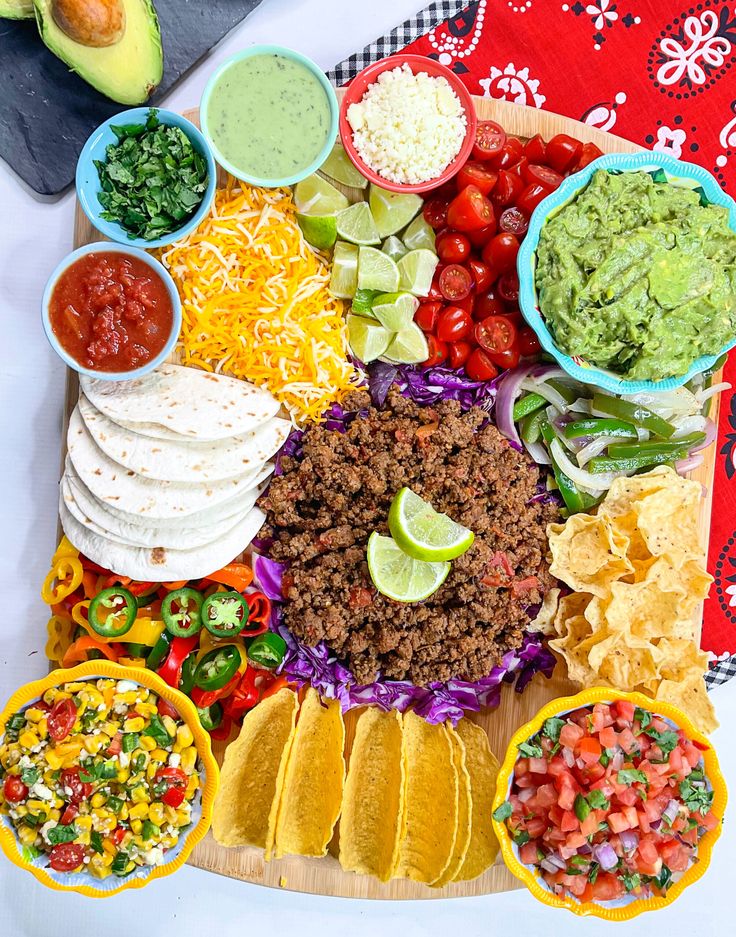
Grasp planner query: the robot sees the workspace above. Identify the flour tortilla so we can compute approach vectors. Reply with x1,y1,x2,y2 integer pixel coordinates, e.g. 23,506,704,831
77,394,290,483
80,363,280,441
67,408,273,519
60,500,266,581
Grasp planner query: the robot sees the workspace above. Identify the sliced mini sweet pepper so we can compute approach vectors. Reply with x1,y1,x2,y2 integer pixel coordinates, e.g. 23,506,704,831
203,563,253,593
243,591,271,636
190,671,241,709
156,634,200,688
61,635,123,668
41,554,84,604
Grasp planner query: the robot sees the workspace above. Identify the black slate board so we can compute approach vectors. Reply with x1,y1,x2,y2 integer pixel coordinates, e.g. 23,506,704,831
0,0,264,196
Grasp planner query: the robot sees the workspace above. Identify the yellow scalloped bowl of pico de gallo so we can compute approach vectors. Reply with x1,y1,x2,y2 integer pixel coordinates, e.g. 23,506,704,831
0,659,219,897
492,687,727,920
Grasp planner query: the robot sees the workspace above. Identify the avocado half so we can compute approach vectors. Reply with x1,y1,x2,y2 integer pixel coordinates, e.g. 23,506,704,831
0,0,34,18
33,0,163,105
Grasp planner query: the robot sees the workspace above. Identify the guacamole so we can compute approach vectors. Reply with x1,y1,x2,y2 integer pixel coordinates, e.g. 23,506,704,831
535,169,736,381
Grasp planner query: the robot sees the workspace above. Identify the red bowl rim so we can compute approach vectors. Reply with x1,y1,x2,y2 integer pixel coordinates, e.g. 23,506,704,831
338,54,477,194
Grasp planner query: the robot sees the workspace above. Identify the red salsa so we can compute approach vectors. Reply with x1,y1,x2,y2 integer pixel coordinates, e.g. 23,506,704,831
49,252,173,372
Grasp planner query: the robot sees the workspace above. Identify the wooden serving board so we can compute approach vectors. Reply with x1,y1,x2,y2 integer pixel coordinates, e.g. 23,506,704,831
69,94,722,899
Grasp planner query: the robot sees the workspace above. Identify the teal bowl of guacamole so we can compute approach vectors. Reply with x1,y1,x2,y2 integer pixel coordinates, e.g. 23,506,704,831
518,151,736,393
200,45,339,188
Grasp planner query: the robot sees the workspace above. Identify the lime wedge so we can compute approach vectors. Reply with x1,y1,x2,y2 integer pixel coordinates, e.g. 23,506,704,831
402,214,436,252
381,323,428,364
351,288,378,316
367,532,450,602
320,143,368,189
369,184,422,238
347,314,392,363
336,202,381,245
397,249,439,297
382,236,408,262
330,241,359,298
294,174,349,215
357,246,400,292
388,487,475,561
371,292,418,331
296,213,337,251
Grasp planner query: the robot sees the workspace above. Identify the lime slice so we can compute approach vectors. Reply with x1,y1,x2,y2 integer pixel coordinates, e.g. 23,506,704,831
367,532,450,602
347,314,392,363
296,213,337,251
382,236,408,262
357,246,400,292
397,249,439,297
294,174,349,216
371,292,419,331
369,184,423,238
351,288,378,316
336,201,381,245
402,214,436,252
381,323,428,364
330,241,359,298
388,487,475,561
320,144,368,189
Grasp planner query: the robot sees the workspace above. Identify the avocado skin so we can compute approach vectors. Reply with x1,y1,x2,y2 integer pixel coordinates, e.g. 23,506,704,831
0,0,34,19
33,0,163,104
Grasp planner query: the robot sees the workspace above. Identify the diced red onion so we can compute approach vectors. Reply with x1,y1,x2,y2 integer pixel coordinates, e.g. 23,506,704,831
611,750,625,772
619,830,639,854
675,453,704,474
662,799,680,825
562,746,575,768
540,858,561,874
494,364,538,447
593,843,619,871
576,757,587,770
544,852,567,871
518,787,535,803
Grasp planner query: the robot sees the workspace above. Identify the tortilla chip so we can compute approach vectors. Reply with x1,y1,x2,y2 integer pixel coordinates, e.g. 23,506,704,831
528,587,560,635
454,719,500,883
212,688,298,848
272,688,345,859
634,478,702,567
656,673,719,734
548,514,632,597
339,708,404,882
600,466,673,518
395,712,458,885
433,724,472,888
595,637,662,693
605,579,689,640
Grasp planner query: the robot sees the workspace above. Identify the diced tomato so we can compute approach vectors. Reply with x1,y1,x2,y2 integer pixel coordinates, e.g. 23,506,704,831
580,812,599,838
534,783,558,809
559,723,585,749
613,700,635,725
577,737,602,764
701,810,720,832
60,803,79,825
519,841,539,866
588,873,625,902
513,773,537,790
617,727,638,754
616,786,640,808
608,812,632,834
663,843,692,872
527,757,547,776
598,726,618,750
514,758,530,777
560,810,579,833
637,810,651,834
526,816,547,838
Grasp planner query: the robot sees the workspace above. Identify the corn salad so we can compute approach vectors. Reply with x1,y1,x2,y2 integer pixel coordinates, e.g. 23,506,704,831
0,678,200,879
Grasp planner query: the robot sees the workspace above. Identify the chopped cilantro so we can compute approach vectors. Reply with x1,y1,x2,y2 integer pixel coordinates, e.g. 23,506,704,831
542,717,565,743
634,707,652,732
512,829,530,846
617,768,648,786
46,823,78,845
644,727,679,756
492,802,513,822
656,864,672,893
588,862,600,885
621,871,641,892
20,767,39,786
679,777,714,816
587,789,610,811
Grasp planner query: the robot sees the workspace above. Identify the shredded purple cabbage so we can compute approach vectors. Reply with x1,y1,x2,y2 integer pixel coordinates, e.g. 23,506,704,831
368,361,502,411
250,554,285,602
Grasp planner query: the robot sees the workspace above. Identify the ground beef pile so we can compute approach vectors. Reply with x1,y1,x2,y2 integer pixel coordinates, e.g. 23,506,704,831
258,388,559,686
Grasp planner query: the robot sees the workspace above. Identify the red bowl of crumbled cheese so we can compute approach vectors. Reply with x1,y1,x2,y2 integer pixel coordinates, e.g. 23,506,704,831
339,54,477,193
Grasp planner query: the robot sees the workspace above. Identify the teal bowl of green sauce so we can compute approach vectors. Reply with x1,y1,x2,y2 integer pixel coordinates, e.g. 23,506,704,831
200,45,339,188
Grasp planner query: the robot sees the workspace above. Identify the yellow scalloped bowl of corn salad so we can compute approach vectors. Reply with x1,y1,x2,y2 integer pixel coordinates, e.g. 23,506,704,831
0,659,219,896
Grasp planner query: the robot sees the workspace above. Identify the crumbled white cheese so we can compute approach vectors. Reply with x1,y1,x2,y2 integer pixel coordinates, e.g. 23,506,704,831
40,820,58,843
347,64,466,185
118,752,130,769
168,753,180,768
139,846,164,866
30,782,53,801
116,680,138,694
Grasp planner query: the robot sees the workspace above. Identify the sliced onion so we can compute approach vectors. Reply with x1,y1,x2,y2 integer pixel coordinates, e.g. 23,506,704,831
611,750,625,772
520,378,570,412
524,438,552,465
697,381,731,404
549,438,622,493
689,417,717,453
676,453,704,474
518,787,535,804
569,397,592,414
528,364,580,387
593,843,619,871
662,799,680,826
619,830,639,854
540,858,561,874
671,414,707,439
628,387,699,416
495,363,538,446
576,435,613,467
562,746,575,768
544,851,567,871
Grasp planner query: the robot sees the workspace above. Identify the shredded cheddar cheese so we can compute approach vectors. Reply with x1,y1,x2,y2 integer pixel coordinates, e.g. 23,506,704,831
160,184,362,425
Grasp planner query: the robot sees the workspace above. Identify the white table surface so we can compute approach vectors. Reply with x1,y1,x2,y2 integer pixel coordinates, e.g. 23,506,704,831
0,1,733,934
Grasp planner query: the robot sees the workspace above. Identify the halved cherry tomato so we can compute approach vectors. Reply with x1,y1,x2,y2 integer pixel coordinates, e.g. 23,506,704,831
518,326,541,356
473,288,506,321
448,341,473,369
491,169,525,207
498,270,520,304
481,232,519,274
467,258,492,292
446,186,495,232
422,334,448,366
490,345,521,369
472,120,506,161
112,826,127,846
427,270,444,301
454,293,475,315
499,207,529,238
60,803,79,825
3,776,28,803
414,301,442,333
522,163,564,190
523,133,546,163
154,766,188,808
48,843,85,872
546,133,584,173
157,697,180,721
439,264,473,301
475,315,517,354
48,698,77,741
489,137,523,170
511,156,528,179
435,231,471,264
467,222,497,247
517,183,549,216
456,160,498,195
465,347,499,381
423,195,452,230
575,141,605,171
437,306,473,342
60,767,92,805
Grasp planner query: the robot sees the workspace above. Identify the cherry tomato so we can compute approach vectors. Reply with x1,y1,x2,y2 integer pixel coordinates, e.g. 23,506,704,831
454,293,476,315
456,161,498,195
423,195,452,230
499,207,529,238
519,326,542,356
517,183,549,216
439,264,473,302
488,345,521,369
475,315,517,354
157,697,180,721
473,288,506,321
522,163,564,190
498,270,520,304
467,258,493,292
112,826,127,846
546,133,584,173
472,120,506,161
154,766,188,808
48,698,76,741
414,301,442,333
481,232,519,274
435,230,471,264
422,334,448,366
3,775,28,803
448,340,473,369
427,270,444,301
60,803,79,826
48,843,85,873
491,170,525,207
524,133,546,163
467,222,497,247
465,347,499,381
575,141,605,171
489,138,524,170
60,767,92,805
437,305,473,342
446,186,495,232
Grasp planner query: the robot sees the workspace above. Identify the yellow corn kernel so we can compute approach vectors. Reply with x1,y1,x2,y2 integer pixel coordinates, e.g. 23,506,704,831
80,687,104,708
76,831,91,846
44,748,63,771
150,748,168,764
36,718,48,741
130,785,150,804
18,730,39,750
175,724,194,749
160,834,178,849
123,717,145,733
146,763,156,781
43,688,59,705
50,796,64,809
83,735,105,755
117,691,138,705
180,747,198,774
75,699,88,718
24,707,46,724
101,721,118,738
62,682,84,693
75,815,93,831
130,819,143,834
88,855,108,878
115,767,130,784
47,808,61,822
117,804,129,821
148,802,165,826
128,802,148,820
136,702,156,717
161,715,177,737
17,825,38,846
139,736,156,752
164,805,178,824
26,799,47,814
186,776,200,798
90,792,106,809
174,807,191,826
14,805,28,818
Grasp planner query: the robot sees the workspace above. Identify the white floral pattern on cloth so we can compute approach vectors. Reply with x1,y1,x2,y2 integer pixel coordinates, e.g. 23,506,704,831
656,9,732,87
652,123,688,156
561,0,641,50
478,63,546,106
428,0,486,70
581,90,627,131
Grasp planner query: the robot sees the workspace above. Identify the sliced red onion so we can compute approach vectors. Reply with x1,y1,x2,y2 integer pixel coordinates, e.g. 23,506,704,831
689,417,717,453
593,843,619,871
575,757,587,770
675,453,704,474
524,438,552,465
562,746,575,768
495,363,537,446
540,858,561,874
549,438,619,493
544,851,567,871
662,799,680,825
619,830,639,854
520,377,569,412
576,435,613,467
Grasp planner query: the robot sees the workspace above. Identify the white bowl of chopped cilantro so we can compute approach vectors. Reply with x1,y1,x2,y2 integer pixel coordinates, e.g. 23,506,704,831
76,108,217,249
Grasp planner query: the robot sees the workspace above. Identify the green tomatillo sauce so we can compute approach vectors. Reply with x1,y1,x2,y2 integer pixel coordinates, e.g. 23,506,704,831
535,169,736,381
205,53,332,180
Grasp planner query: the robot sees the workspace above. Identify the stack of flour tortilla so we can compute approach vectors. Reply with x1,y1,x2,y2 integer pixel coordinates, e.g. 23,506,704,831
60,364,289,581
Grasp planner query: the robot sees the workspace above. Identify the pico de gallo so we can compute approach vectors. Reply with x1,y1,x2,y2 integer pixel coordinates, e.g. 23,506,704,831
0,677,200,879
416,124,603,377
493,700,721,903
41,538,290,742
